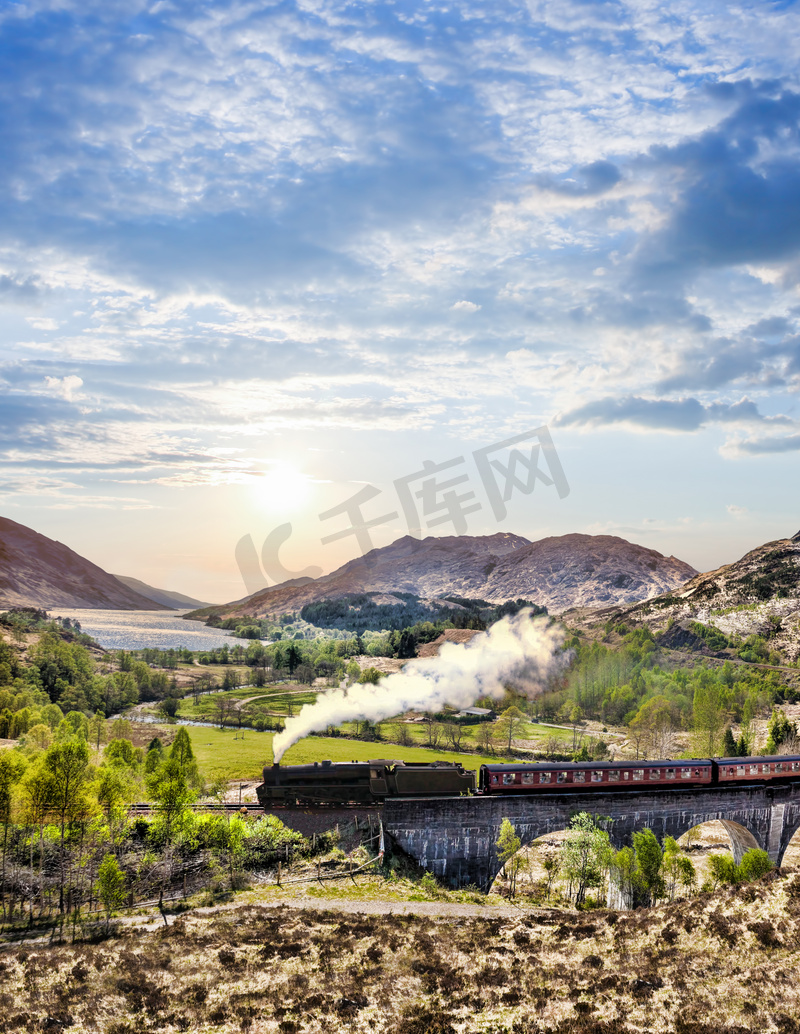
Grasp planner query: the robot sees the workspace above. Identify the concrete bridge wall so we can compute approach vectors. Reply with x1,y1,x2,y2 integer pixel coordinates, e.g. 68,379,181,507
382,783,800,891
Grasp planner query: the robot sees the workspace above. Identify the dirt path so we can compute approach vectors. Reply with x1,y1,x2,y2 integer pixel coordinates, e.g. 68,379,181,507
0,894,546,949
201,895,535,919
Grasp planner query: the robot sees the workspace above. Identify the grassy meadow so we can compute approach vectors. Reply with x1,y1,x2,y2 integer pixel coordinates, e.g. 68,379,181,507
178,686,318,723
184,725,498,782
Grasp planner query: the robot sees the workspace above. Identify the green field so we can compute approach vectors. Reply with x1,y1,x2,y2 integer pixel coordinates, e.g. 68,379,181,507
178,687,318,722
346,718,576,749
184,726,497,782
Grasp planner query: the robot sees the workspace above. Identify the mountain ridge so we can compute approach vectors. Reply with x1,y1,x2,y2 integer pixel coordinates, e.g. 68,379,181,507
0,516,170,610
113,575,211,610
191,530,698,621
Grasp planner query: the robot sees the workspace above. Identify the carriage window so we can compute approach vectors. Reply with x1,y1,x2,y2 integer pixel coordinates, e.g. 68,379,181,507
793,762,800,772
503,773,517,785
748,765,759,775
765,765,774,774
492,775,499,784
608,771,620,782
591,771,603,782
737,766,745,776
540,772,551,784
649,769,660,780
776,763,784,772
557,771,568,783
666,769,675,779
681,768,692,779
633,770,644,781
623,771,630,779
522,773,535,785
574,771,585,783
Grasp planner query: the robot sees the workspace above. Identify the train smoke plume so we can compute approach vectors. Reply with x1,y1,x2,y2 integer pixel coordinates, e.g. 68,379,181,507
271,610,566,762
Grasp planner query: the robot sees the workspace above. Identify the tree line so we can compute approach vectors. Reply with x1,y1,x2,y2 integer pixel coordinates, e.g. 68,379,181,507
495,812,774,906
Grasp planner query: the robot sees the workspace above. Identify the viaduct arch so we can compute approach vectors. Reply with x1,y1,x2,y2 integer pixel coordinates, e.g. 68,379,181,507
382,783,800,892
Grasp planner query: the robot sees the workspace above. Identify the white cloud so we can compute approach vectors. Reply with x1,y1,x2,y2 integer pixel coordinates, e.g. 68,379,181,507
25,317,59,330
43,375,83,400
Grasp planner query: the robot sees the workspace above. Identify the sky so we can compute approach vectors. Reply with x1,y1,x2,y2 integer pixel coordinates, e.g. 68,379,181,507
2,0,800,603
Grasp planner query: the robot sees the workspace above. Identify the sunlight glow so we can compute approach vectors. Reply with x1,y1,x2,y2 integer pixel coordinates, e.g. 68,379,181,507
252,464,312,512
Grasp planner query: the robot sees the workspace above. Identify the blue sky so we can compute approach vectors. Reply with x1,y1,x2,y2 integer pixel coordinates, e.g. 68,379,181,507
1,0,800,602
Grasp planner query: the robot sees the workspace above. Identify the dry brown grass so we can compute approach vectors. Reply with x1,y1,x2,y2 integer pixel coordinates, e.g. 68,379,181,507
3,870,800,1033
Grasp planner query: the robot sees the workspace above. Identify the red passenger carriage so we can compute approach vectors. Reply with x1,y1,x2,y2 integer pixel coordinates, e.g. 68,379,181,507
480,760,714,793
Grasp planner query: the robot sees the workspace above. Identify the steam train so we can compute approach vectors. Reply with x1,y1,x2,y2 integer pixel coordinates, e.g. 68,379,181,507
257,759,475,807
256,754,800,807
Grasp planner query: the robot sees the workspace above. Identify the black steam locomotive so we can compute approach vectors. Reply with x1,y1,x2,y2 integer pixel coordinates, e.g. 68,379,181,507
257,759,475,807
257,754,800,808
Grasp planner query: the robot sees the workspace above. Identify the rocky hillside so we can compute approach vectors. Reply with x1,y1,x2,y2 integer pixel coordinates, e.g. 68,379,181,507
608,531,800,661
0,516,169,610
192,531,696,622
482,533,696,611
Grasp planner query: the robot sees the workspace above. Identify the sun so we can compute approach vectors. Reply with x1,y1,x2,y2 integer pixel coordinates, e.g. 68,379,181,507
253,464,312,512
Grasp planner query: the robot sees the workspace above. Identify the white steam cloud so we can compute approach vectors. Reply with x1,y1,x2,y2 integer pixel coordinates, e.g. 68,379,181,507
271,611,566,762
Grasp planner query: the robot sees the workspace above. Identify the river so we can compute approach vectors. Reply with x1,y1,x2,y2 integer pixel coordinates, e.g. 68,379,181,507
52,608,251,652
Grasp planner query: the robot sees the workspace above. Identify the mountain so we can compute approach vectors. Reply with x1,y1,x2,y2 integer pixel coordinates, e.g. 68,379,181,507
0,516,170,610
617,530,800,662
113,575,211,610
479,533,696,611
192,531,697,622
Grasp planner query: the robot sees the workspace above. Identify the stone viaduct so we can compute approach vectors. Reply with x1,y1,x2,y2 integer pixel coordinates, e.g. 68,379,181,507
382,783,800,892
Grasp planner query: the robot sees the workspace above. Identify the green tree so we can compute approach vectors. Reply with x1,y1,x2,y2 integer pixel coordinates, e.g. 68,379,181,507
169,727,200,787
692,677,725,756
765,708,797,755
675,854,697,896
286,643,302,675
628,696,679,760
495,706,526,753
0,752,26,920
560,812,612,905
660,836,684,900
632,828,664,905
610,845,637,906
496,818,522,898
144,737,164,775
722,727,738,757
88,711,106,751
542,854,561,899
160,697,179,718
739,694,757,755
738,848,773,882
565,704,585,751
709,848,773,887
708,852,739,887
95,853,126,929
96,766,133,851
20,762,56,921
147,758,195,843
44,738,91,911
104,738,139,768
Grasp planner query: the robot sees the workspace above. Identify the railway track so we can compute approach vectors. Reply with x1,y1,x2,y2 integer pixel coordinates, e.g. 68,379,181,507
128,802,255,814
